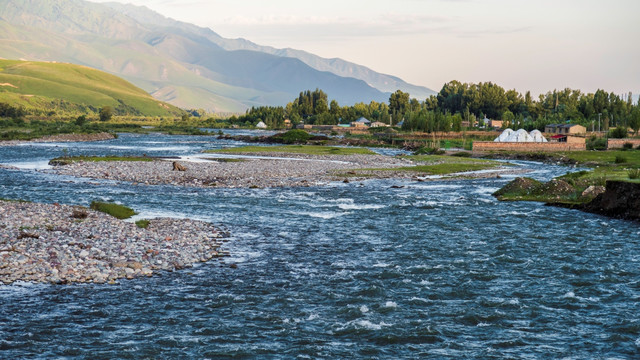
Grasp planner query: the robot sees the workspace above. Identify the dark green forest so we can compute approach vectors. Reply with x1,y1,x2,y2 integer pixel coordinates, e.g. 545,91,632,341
231,82,640,134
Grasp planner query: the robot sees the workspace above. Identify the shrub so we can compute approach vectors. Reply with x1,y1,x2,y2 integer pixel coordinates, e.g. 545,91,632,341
628,169,640,180
608,126,628,139
586,136,607,150
280,129,311,144
71,208,88,219
622,142,634,150
90,201,136,219
135,219,150,229
614,155,627,164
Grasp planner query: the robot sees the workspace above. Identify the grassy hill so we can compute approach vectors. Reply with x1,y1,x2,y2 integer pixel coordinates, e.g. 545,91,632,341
0,59,184,117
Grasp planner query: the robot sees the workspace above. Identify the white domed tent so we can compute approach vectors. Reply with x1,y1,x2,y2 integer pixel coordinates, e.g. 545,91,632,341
255,121,267,129
529,129,548,143
494,128,548,143
494,128,514,142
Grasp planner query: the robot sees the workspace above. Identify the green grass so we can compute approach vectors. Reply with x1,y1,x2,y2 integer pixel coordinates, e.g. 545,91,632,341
90,201,137,220
208,145,376,156
394,163,497,175
49,156,153,166
0,60,183,117
559,150,640,167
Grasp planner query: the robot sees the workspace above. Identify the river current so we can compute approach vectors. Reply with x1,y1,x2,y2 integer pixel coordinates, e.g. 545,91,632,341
1,133,639,359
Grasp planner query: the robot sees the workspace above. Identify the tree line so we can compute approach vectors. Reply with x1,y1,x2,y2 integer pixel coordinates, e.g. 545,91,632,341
229,82,640,134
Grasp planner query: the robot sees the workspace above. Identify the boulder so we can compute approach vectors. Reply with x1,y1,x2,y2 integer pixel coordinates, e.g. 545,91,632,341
172,161,187,171
581,181,640,221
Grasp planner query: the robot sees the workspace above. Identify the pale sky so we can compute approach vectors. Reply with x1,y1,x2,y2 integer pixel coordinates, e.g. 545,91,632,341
91,0,640,98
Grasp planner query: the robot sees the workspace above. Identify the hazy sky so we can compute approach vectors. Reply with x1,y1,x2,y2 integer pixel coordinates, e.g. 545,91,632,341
91,0,640,97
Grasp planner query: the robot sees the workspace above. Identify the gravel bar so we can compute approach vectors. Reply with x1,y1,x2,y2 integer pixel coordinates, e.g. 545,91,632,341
0,200,229,285
50,153,415,188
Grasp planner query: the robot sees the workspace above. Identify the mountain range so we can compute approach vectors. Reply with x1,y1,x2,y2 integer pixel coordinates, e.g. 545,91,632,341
0,0,435,113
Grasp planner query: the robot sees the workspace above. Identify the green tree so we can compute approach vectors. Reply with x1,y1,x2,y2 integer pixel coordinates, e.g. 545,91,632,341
630,107,640,135
99,106,113,122
389,90,410,119
74,115,87,126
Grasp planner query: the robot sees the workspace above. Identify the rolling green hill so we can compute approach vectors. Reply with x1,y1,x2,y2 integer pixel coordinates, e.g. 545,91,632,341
0,60,184,117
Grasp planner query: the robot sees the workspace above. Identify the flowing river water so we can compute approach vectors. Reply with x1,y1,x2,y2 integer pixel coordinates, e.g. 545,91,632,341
1,133,639,359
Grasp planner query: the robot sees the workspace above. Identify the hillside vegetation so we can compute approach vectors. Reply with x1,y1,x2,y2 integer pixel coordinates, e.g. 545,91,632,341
0,60,184,117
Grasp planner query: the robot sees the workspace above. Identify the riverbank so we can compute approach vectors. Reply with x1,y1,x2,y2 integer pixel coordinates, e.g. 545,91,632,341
0,200,229,285
49,151,522,188
0,132,115,146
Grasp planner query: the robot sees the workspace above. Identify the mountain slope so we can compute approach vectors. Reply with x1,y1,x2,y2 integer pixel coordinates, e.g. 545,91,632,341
104,2,437,99
0,59,183,116
0,0,433,112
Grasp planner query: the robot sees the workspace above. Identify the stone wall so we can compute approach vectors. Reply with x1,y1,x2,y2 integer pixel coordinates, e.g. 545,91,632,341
473,141,586,152
608,138,640,149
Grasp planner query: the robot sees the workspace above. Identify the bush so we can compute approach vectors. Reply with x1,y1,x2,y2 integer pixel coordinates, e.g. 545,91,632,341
71,208,88,219
608,126,628,139
135,219,150,229
280,129,311,144
90,201,136,219
622,142,633,150
614,155,627,164
628,169,640,179
586,136,607,150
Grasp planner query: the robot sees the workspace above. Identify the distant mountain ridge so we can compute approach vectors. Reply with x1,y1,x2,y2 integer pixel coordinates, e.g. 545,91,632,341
0,0,435,112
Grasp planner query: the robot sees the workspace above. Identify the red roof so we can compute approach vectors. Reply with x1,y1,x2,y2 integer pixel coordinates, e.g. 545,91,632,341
551,134,567,139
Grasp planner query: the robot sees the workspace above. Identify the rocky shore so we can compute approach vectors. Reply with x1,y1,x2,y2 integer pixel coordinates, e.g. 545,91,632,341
49,152,519,188
0,132,115,146
0,200,229,285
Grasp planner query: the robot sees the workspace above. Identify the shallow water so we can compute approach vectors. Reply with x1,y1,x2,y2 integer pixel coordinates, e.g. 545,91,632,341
1,134,639,359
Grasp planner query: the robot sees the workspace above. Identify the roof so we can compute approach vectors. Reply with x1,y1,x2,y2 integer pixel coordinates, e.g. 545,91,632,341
546,123,583,129
551,134,567,139
355,117,371,123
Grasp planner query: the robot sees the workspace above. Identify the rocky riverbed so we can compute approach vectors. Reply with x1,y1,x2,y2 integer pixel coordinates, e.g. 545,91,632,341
0,132,115,146
49,153,520,188
0,200,229,285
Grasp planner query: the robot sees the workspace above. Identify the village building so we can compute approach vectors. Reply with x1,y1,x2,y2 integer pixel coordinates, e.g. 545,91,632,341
482,116,503,129
544,123,586,135
351,117,371,128
370,121,389,128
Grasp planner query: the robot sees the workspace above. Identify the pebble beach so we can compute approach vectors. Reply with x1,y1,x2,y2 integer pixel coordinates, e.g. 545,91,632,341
49,152,518,188
0,200,229,285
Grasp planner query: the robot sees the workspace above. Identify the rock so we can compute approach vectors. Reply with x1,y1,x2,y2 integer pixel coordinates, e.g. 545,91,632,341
581,181,640,222
172,161,187,171
581,185,606,199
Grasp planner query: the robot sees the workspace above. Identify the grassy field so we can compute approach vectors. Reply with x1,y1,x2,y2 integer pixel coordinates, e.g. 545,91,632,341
209,145,377,156
0,60,183,117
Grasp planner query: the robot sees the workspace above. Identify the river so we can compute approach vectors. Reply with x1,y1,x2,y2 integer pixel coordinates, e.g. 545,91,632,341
1,133,639,359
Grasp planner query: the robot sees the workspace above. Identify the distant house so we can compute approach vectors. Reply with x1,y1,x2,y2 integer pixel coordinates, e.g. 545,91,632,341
356,117,371,125
396,120,404,127
482,116,502,129
283,119,292,128
545,124,586,135
255,121,267,129
370,121,389,128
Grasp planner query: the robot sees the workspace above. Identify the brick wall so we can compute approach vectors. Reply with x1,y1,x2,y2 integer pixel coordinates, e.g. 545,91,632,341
608,138,640,149
473,141,586,152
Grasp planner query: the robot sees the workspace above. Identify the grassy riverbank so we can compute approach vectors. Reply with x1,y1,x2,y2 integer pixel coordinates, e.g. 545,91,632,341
493,149,640,205
209,145,376,156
